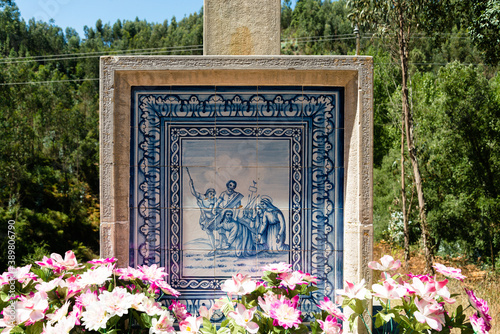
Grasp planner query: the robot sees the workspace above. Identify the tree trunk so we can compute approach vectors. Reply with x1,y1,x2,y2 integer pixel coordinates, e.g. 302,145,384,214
397,2,434,273
401,122,410,266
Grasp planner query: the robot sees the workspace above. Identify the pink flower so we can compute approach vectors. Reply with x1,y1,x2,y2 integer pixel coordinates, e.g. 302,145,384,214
409,277,437,301
36,251,81,273
470,313,490,334
88,257,117,267
269,295,302,329
414,298,445,331
0,271,12,285
465,289,492,330
258,292,280,317
368,255,401,272
168,301,191,322
337,279,371,300
433,279,455,304
318,297,345,321
179,316,202,333
372,278,408,300
300,271,318,284
227,303,259,334
318,315,343,334
151,280,181,297
278,271,308,290
137,264,168,282
114,266,143,280
221,273,257,297
261,262,293,273
433,263,466,281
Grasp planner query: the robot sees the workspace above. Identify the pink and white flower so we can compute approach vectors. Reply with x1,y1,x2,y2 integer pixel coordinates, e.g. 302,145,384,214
0,271,12,285
414,298,445,331
433,263,466,281
269,295,302,329
133,294,164,316
465,289,492,330
318,297,345,321
16,291,49,325
151,280,181,297
470,313,490,334
278,271,308,290
46,301,71,324
88,257,117,267
372,278,408,300
408,276,437,301
318,314,343,334
35,276,63,293
10,265,37,283
179,315,202,334
137,264,168,282
150,311,176,334
36,251,81,273
168,301,191,322
337,279,371,300
228,303,259,333
261,262,293,273
115,266,143,280
368,255,401,272
221,273,257,297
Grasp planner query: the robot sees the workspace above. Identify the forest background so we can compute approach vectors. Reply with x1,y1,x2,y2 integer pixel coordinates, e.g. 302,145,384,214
0,0,499,274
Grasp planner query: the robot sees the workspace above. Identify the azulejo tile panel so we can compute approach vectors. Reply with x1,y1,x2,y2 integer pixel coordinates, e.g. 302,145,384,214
129,86,344,317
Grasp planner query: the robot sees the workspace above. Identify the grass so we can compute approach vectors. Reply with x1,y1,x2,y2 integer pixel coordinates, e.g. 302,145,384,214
374,241,499,333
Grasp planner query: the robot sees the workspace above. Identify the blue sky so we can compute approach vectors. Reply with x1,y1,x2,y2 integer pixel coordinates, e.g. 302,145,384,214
15,0,205,37
15,0,296,38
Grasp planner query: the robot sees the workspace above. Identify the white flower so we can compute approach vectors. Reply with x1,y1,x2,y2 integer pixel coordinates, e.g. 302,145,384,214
221,273,257,297
42,314,76,334
46,301,70,324
81,302,111,331
76,264,114,287
98,286,135,317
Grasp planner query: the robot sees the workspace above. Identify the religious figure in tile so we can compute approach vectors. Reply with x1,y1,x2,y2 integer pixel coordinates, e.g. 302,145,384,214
255,198,289,252
216,210,256,257
187,169,218,252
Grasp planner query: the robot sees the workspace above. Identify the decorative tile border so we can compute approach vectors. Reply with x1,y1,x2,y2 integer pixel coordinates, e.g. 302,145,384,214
100,55,373,321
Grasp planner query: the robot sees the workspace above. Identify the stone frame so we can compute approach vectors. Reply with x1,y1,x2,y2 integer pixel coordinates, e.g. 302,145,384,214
99,55,373,297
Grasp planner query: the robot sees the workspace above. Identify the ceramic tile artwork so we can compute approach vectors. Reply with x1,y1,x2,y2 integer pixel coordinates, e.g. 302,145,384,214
129,86,344,317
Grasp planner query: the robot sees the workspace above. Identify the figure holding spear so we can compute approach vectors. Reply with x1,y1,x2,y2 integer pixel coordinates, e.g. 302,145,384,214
186,167,218,253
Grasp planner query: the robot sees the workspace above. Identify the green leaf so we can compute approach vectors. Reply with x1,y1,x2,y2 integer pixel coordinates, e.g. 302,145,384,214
25,321,43,334
217,327,231,334
10,326,25,334
106,315,121,328
140,312,153,328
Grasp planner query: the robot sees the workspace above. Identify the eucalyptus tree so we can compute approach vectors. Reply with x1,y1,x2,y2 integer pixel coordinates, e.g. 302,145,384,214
347,0,453,273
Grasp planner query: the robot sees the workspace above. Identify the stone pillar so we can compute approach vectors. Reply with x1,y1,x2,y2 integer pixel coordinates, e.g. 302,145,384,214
203,0,280,55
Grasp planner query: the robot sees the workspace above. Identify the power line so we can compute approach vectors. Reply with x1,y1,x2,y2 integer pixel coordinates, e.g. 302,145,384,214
0,78,99,86
1,44,205,62
0,46,204,65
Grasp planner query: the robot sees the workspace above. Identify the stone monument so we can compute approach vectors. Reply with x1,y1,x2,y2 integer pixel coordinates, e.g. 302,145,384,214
99,0,373,319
